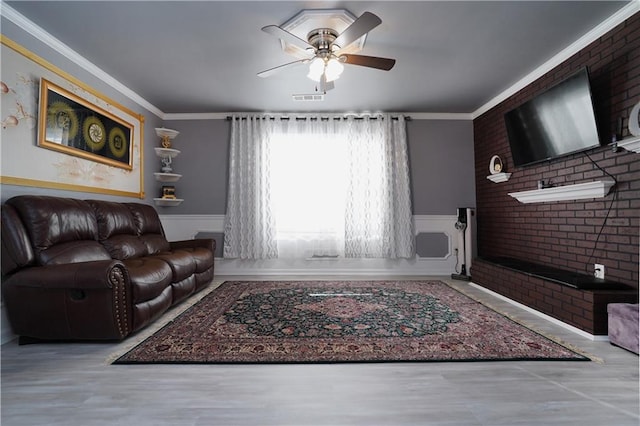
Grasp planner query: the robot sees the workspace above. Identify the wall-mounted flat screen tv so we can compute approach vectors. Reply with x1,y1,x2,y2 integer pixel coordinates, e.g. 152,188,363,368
504,67,601,168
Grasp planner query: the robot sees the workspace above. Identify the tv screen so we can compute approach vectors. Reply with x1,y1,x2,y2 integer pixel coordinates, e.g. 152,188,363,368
504,68,601,167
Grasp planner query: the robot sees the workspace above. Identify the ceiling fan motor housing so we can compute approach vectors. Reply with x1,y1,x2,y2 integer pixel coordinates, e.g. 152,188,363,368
307,28,340,57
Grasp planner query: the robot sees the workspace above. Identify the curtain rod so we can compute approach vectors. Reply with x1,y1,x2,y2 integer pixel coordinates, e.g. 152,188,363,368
225,115,411,121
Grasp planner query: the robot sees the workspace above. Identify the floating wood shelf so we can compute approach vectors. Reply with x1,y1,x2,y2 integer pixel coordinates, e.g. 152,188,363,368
508,180,615,204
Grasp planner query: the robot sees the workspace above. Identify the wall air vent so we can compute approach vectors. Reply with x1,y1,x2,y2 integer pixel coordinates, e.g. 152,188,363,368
292,93,325,101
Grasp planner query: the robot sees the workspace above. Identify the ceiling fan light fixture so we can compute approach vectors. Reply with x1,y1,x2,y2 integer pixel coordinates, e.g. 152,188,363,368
307,57,325,81
325,58,344,82
307,57,344,83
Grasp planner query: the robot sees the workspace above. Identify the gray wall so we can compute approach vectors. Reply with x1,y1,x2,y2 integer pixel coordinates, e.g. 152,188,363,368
408,120,476,215
155,118,476,216
156,120,230,214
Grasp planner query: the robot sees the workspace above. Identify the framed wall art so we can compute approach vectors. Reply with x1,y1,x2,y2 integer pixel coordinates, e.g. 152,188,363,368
1,36,145,198
39,78,134,170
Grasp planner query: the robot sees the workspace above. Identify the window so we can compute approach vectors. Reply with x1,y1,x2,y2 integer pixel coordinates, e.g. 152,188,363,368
224,115,414,260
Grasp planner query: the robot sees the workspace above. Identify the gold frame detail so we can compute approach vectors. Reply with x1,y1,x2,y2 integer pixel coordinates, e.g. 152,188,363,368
38,78,134,170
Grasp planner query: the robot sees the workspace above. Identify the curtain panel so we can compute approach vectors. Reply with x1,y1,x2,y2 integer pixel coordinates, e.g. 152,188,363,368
223,116,278,259
223,114,415,260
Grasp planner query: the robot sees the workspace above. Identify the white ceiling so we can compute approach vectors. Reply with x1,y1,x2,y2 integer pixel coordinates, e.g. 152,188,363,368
3,1,636,116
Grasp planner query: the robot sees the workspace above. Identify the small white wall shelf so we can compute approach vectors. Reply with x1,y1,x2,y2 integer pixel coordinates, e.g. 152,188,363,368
487,172,512,183
617,135,640,153
154,172,182,182
153,128,182,207
508,180,615,204
154,147,181,159
153,198,184,206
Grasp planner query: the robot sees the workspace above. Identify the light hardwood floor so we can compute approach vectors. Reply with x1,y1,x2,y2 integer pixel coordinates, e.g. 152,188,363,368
2,276,638,426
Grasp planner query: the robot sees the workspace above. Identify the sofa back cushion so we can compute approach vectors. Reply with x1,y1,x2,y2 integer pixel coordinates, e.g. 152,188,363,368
87,200,148,259
1,204,35,274
126,203,170,254
6,196,111,266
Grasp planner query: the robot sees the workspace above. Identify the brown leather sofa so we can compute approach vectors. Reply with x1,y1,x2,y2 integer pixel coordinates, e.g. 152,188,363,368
1,195,215,342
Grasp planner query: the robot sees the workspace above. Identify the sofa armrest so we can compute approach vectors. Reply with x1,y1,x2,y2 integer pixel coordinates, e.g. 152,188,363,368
2,260,132,340
4,260,126,289
170,238,216,253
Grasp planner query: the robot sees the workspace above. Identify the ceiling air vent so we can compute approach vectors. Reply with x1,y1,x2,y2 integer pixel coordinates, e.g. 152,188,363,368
292,93,325,101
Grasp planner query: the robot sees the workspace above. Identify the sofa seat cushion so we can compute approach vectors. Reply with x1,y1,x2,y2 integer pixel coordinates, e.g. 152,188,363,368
153,250,197,282
122,257,173,304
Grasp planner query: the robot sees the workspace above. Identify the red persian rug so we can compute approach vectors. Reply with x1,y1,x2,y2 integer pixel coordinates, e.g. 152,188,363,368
113,280,589,364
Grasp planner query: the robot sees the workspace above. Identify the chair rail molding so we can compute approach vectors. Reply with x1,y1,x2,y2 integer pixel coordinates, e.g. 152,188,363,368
159,214,462,276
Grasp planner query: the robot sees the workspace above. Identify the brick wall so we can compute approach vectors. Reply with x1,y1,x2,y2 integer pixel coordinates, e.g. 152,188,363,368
473,14,640,289
471,259,637,334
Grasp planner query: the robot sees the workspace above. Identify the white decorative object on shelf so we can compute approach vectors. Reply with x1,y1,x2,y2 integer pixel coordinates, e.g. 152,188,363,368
154,172,182,182
508,180,615,204
154,147,181,173
155,127,180,147
617,135,640,153
629,100,640,137
489,155,504,174
487,172,512,183
153,198,184,206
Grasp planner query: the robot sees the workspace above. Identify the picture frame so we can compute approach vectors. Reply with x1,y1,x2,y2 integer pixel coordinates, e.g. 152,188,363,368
38,78,134,170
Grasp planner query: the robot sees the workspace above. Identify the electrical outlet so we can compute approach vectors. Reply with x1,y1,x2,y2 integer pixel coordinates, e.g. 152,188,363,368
594,264,605,279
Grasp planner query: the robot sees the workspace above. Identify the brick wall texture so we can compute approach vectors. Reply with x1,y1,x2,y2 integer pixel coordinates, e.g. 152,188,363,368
473,13,640,289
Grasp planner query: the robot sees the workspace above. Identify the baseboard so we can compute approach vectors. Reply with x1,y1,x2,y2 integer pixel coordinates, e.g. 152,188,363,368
216,257,455,276
469,282,609,341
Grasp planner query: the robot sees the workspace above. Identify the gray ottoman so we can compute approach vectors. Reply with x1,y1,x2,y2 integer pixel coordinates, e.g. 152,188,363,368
607,303,639,354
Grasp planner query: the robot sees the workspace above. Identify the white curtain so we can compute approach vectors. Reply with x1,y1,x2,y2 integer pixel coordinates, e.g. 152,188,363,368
223,115,278,259
223,114,415,260
344,116,415,258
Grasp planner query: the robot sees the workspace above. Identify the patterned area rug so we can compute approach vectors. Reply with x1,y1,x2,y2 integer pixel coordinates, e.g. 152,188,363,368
113,281,589,364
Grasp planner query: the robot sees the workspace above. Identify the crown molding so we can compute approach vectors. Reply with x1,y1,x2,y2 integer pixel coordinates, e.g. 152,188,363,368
472,1,640,119
163,112,474,121
1,1,165,119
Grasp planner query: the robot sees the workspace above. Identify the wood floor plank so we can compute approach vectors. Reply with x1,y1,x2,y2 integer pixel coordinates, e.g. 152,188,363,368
2,277,638,426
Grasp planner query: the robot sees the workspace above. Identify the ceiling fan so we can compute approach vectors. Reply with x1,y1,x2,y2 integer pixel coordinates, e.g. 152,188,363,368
257,11,396,92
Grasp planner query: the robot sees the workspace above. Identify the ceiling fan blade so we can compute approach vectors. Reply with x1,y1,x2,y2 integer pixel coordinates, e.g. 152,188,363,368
262,25,314,51
339,54,396,71
333,11,382,50
257,59,309,78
